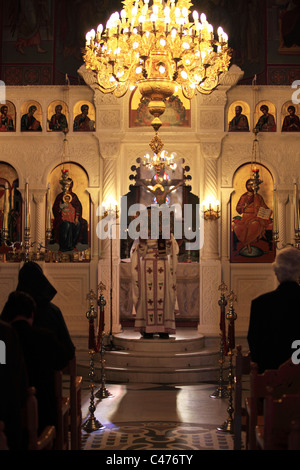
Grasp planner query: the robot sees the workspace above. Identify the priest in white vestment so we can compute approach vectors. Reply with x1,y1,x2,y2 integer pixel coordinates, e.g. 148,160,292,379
131,234,179,339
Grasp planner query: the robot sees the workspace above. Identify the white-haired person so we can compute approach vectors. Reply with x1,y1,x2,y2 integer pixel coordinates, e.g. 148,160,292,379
247,246,300,373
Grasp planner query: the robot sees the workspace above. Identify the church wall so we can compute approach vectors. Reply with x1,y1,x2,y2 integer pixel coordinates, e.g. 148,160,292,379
0,84,101,335
1,71,299,339
221,82,300,335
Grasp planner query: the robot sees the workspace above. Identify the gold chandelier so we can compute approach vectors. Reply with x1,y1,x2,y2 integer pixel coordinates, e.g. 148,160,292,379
142,149,177,172
84,0,231,169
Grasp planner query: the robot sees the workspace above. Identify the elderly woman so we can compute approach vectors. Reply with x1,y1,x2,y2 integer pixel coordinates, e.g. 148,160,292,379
247,246,300,373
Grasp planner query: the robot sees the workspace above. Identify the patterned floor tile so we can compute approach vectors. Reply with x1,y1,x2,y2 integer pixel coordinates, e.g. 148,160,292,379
81,421,234,451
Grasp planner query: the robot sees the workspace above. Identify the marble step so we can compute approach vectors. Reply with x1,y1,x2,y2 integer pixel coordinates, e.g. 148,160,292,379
77,359,222,384
110,334,206,353
77,348,220,372
102,364,221,384
75,328,224,384
102,348,219,369
110,327,206,347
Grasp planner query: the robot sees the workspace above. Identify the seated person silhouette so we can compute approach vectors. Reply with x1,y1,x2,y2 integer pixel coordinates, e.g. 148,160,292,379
1,291,69,433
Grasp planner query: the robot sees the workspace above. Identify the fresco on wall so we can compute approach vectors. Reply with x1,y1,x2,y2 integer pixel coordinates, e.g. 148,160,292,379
0,0,122,85
267,0,300,57
266,0,300,84
230,163,276,263
47,163,90,256
1,0,54,84
0,1,299,86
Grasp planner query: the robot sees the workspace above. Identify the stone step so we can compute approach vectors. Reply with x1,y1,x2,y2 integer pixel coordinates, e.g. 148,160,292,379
108,328,206,352
75,328,224,384
111,336,206,353
77,360,221,384
102,348,219,368
102,365,220,384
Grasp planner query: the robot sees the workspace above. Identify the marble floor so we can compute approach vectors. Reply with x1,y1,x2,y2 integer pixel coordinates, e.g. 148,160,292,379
79,380,244,453
75,328,249,455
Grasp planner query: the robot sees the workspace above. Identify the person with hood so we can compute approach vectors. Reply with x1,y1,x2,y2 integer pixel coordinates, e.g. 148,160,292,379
14,261,75,361
1,291,69,434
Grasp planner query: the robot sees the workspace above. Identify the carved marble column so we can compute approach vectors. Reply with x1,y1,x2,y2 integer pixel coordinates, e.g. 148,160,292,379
198,261,222,335
201,141,222,260
100,143,120,257
197,142,223,334
277,190,289,249
220,188,234,262
86,187,100,259
98,143,122,335
219,187,234,298
32,189,46,249
97,224,122,336
79,64,124,337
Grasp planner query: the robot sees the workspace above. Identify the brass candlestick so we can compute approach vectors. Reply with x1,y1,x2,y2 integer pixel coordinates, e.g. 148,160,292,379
23,227,31,261
218,291,237,434
95,332,113,400
95,283,113,400
210,282,229,399
82,350,104,433
23,182,31,260
2,183,9,243
82,290,104,433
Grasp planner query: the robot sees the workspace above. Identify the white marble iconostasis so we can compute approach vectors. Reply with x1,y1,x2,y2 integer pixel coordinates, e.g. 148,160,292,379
0,64,300,343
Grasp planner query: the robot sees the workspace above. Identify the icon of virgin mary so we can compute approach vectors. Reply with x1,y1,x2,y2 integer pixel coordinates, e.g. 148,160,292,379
51,172,88,252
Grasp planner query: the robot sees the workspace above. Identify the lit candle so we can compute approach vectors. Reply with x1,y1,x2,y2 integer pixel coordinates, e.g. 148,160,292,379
217,26,223,42
150,13,157,30
24,182,30,230
164,16,170,33
46,183,51,232
3,182,10,237
294,181,300,232
11,184,14,211
96,24,103,42
273,184,278,234
207,24,214,40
